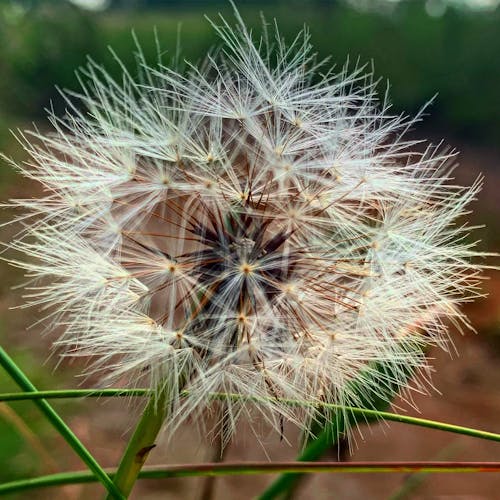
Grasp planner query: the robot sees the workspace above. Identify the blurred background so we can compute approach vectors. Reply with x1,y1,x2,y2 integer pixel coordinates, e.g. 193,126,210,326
0,0,498,498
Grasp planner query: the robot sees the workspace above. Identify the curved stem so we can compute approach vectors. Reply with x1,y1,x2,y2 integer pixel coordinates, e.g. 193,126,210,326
0,389,150,401
1,461,499,495
2,388,500,443
0,347,124,499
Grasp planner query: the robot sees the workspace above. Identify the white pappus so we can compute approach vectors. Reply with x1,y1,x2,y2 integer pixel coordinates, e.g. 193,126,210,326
1,7,491,445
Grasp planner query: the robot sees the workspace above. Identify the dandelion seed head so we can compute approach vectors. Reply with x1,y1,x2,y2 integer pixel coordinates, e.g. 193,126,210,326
2,8,492,443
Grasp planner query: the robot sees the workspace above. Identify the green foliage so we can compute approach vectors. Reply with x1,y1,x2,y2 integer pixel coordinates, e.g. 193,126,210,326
0,2,99,116
0,1,498,142
0,417,38,489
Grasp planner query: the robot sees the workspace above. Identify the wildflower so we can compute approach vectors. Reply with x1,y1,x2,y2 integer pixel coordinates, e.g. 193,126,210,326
2,9,487,441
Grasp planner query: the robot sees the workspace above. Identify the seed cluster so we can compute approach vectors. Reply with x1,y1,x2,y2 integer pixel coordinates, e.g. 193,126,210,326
3,9,486,439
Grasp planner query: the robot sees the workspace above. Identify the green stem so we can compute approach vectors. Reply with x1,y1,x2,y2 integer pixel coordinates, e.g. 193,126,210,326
106,390,168,498
1,461,499,495
0,346,124,499
0,389,150,401
1,389,500,443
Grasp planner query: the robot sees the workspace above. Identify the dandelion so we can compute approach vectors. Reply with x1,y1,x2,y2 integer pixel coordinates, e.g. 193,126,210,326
2,8,487,451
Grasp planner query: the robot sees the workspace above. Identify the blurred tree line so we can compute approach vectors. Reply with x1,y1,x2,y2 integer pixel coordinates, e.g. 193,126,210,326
0,0,498,144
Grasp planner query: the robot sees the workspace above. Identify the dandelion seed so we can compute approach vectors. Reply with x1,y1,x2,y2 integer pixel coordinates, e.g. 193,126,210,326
2,8,491,444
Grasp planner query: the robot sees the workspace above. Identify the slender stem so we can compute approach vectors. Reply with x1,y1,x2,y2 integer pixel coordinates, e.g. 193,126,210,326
0,347,124,499
2,389,500,443
0,389,150,401
106,390,168,499
387,442,461,500
1,461,499,495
